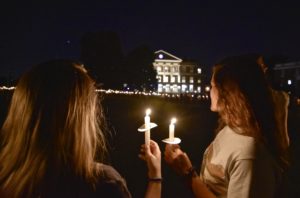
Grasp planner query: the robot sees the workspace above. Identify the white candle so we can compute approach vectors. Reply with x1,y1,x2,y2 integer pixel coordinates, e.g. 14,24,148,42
144,109,151,145
169,118,177,141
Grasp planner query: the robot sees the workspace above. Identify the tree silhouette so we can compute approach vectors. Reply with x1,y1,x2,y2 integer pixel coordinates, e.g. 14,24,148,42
123,45,157,91
80,31,124,89
80,32,157,91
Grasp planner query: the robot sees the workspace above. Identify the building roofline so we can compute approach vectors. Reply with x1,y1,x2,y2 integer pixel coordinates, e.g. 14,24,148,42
274,62,300,70
155,49,182,61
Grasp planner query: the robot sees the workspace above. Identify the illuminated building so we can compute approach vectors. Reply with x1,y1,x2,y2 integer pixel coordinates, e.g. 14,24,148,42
274,61,300,97
153,50,203,94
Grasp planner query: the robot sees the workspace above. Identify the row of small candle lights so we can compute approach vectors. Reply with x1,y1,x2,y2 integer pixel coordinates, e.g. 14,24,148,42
139,108,181,145
99,89,209,100
3,86,299,105
0,86,15,90
0,86,210,99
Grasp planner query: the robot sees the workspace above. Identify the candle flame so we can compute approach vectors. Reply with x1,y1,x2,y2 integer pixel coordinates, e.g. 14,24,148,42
171,118,177,124
146,108,151,116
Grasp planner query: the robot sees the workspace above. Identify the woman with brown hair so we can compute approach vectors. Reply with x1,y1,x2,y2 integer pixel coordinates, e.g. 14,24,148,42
0,60,161,197
164,55,289,198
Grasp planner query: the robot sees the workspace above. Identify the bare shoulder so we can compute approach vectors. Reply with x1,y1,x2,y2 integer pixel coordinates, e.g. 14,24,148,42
94,163,124,181
93,163,132,197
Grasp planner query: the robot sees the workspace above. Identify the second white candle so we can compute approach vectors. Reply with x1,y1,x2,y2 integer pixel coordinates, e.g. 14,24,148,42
169,118,177,141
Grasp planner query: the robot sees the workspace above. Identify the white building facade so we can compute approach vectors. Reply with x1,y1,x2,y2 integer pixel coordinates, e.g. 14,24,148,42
274,61,300,97
153,50,202,94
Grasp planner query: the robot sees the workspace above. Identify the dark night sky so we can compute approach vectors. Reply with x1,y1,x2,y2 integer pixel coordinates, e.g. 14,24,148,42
1,0,300,78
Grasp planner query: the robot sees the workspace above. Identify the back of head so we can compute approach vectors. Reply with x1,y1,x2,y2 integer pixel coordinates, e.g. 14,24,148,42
213,54,272,134
212,55,289,172
0,60,106,197
257,55,279,89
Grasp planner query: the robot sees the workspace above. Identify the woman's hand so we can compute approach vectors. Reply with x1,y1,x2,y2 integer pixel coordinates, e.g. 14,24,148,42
139,140,161,178
164,144,193,176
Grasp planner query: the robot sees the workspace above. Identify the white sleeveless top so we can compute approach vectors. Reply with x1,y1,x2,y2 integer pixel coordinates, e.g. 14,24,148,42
200,126,278,198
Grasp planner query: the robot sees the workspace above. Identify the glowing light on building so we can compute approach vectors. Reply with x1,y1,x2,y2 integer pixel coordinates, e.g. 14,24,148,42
182,84,187,92
205,86,210,92
189,84,194,92
197,86,201,93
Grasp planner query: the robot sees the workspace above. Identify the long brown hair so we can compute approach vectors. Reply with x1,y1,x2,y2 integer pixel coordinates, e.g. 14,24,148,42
212,55,289,172
0,60,107,197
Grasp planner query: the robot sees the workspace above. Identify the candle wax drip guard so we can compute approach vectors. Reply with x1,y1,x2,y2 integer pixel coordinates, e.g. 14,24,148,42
162,137,181,144
138,123,158,132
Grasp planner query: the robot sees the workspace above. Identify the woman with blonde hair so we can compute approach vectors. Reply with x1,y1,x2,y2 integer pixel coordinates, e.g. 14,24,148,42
0,60,161,197
164,55,289,198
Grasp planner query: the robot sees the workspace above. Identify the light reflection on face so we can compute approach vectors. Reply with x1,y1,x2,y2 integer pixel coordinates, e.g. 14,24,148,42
210,78,219,112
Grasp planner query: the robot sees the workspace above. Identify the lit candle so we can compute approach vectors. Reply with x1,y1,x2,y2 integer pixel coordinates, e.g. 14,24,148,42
144,109,151,145
169,118,177,141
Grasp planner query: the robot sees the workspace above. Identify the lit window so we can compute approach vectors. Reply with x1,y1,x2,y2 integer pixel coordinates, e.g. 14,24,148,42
189,85,194,92
165,84,170,92
172,85,178,93
159,54,164,59
181,76,186,83
197,68,202,74
171,76,177,83
182,84,187,92
158,84,163,92
164,67,169,72
190,77,194,83
157,76,162,82
163,76,169,83
197,79,201,83
287,79,292,85
197,86,201,93
157,66,161,72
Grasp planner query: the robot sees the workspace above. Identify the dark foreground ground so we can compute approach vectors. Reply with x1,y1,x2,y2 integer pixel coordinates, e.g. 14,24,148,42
0,91,299,197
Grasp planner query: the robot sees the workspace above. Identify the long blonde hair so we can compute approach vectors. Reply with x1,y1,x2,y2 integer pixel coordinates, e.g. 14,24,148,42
0,60,107,197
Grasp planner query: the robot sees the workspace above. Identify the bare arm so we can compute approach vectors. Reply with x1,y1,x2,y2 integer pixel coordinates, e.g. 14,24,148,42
164,144,216,198
189,174,216,198
145,180,161,198
139,140,162,198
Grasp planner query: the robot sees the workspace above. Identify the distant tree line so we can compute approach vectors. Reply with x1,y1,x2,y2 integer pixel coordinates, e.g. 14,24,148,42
80,31,157,91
